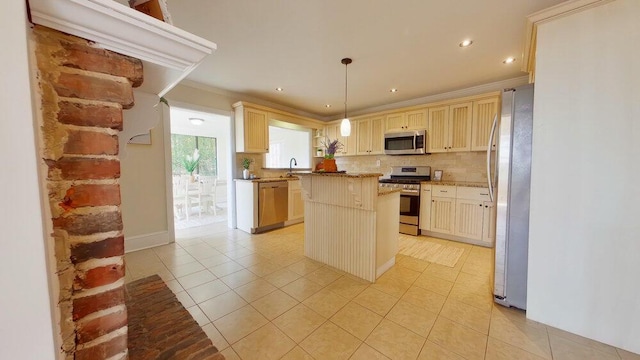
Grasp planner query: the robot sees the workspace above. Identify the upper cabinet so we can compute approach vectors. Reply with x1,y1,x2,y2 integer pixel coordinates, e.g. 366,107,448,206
356,116,384,155
471,97,500,151
234,104,269,153
384,109,427,133
325,123,356,157
428,102,473,153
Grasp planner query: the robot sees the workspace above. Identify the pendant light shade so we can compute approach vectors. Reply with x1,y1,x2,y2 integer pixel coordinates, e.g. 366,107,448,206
340,58,352,137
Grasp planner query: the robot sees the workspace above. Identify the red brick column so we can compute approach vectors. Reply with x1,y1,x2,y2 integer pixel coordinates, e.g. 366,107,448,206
31,26,143,360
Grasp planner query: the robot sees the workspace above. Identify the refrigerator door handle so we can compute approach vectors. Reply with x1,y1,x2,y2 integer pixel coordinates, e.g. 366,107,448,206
487,113,498,202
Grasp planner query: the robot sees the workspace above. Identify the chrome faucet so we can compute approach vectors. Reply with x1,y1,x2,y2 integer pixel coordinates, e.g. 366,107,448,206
289,157,297,175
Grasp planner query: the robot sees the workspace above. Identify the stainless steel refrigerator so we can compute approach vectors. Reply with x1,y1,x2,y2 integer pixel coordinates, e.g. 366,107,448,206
489,84,534,310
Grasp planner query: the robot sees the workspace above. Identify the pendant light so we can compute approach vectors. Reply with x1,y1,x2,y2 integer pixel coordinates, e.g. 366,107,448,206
340,57,352,137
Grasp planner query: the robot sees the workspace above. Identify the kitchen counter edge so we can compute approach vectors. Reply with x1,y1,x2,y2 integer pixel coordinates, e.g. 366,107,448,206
421,181,488,188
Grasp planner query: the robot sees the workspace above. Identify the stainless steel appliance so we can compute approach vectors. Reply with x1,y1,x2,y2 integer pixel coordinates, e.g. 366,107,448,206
491,84,534,310
258,181,288,231
379,166,431,235
384,130,427,155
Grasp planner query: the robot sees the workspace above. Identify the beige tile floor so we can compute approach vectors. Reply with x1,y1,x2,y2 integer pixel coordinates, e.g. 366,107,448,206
125,223,639,360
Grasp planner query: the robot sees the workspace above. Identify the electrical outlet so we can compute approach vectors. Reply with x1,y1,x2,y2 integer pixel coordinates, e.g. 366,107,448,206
376,159,381,167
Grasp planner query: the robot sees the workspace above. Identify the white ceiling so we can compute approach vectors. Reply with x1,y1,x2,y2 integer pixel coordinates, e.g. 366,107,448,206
153,0,564,118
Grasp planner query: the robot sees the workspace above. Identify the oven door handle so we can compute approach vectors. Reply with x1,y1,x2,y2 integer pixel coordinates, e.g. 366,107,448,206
400,190,420,196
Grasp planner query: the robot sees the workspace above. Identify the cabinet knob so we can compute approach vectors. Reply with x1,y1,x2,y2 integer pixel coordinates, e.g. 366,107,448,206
432,200,435,202
479,204,482,207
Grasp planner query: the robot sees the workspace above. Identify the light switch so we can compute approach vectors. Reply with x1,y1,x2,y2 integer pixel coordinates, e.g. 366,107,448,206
376,159,381,167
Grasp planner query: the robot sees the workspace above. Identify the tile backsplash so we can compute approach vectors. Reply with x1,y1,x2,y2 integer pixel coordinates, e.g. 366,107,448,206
236,152,493,182
337,152,493,182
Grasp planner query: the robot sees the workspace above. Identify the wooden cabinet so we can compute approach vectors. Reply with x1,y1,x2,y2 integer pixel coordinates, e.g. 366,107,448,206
454,198,484,241
234,105,269,153
430,185,456,235
482,201,496,245
356,116,384,155
384,109,427,132
471,97,500,151
428,102,472,153
325,122,356,156
419,184,432,231
421,185,495,246
288,180,304,222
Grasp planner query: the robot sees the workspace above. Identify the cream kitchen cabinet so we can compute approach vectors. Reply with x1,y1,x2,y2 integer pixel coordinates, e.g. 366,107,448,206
454,198,485,241
419,184,432,231
421,185,495,247
288,179,304,223
454,186,494,244
482,201,496,244
430,185,456,235
427,102,473,153
471,97,500,151
234,104,269,153
325,122,356,156
384,109,428,133
356,116,384,155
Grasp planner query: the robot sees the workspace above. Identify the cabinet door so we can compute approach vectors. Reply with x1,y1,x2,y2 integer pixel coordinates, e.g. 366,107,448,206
482,201,496,245
471,97,499,151
454,198,484,241
430,197,455,234
370,116,384,154
289,189,304,220
448,102,472,152
243,108,269,153
419,186,432,231
428,106,449,153
385,112,406,132
355,119,371,155
406,109,428,130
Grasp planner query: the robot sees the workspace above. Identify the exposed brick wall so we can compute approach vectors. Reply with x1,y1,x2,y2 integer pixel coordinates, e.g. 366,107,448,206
30,25,143,359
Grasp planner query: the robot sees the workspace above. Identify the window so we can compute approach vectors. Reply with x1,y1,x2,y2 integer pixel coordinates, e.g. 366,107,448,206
264,122,311,169
171,134,218,175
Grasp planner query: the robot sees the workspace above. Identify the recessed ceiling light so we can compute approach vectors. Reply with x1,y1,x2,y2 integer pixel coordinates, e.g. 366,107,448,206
459,39,473,47
325,104,332,108
503,57,516,64
189,118,204,125
275,87,283,92
390,88,398,93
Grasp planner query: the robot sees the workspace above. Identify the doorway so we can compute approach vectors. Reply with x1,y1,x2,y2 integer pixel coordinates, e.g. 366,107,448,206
168,106,232,233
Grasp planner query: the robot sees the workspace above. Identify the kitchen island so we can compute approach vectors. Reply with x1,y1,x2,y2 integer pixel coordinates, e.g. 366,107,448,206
297,172,400,282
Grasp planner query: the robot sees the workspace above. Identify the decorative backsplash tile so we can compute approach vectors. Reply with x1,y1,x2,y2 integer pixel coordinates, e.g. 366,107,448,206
236,152,494,182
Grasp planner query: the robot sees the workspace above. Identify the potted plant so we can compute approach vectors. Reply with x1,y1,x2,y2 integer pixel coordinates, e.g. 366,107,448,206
183,149,200,181
241,157,253,179
321,138,343,172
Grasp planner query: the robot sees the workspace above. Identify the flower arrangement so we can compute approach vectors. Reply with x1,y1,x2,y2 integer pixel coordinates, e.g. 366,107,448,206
322,137,343,159
241,157,253,170
183,149,200,175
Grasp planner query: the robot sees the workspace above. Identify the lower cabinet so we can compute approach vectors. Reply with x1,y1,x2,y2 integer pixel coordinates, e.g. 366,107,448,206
288,180,304,222
421,184,496,247
454,198,484,241
419,185,432,231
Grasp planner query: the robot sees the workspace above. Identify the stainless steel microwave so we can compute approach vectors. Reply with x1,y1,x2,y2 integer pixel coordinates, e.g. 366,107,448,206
384,130,427,155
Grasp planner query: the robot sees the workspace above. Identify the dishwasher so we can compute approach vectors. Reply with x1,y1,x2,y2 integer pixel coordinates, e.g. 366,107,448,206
257,181,288,231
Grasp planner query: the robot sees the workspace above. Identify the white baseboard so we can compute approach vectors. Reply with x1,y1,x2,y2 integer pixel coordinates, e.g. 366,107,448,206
376,257,396,278
125,231,173,253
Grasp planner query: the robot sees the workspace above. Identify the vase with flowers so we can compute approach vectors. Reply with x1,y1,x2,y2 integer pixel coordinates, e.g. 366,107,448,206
241,157,253,179
183,149,200,182
321,138,343,172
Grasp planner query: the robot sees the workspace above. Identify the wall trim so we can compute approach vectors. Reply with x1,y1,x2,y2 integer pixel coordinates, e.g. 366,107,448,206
125,231,172,253
376,257,396,278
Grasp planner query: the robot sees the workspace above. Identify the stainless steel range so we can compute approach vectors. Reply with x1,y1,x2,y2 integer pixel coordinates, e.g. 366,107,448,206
379,166,431,235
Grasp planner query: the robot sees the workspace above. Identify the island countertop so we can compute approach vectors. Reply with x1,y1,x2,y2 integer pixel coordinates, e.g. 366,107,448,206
295,172,383,178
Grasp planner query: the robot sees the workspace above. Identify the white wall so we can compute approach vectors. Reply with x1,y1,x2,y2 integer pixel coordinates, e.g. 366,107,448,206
527,0,640,353
0,1,56,358
120,92,171,249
